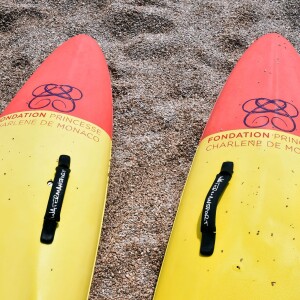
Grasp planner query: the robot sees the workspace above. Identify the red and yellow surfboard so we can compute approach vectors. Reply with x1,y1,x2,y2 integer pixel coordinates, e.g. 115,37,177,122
0,35,112,299
154,33,300,299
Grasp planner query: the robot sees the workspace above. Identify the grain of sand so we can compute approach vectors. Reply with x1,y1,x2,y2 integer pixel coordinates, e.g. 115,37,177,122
0,1,300,299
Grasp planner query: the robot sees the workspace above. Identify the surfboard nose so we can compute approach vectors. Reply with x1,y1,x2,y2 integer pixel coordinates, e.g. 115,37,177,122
202,33,300,140
253,32,289,42
243,33,299,65
2,34,113,138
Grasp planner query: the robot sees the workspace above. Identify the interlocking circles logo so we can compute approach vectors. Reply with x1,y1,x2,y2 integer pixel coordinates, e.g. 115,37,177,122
27,84,83,113
242,98,299,132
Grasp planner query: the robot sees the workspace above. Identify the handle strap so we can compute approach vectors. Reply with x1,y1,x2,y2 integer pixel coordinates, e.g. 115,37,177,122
200,161,234,256
40,155,71,244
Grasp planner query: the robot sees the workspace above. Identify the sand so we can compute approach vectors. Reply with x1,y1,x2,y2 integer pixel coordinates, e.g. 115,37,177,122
0,0,300,299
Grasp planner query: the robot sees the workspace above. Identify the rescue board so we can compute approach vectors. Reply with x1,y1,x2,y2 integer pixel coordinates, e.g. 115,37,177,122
153,33,300,299
0,34,112,299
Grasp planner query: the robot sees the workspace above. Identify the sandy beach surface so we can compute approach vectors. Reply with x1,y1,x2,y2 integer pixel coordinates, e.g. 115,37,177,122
1,1,300,299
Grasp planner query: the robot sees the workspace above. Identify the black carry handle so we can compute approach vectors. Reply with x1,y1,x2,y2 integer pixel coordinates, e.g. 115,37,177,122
40,155,71,244
200,162,234,256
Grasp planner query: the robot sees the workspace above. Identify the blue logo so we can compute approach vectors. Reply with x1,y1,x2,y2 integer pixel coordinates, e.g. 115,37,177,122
28,84,83,113
242,98,298,132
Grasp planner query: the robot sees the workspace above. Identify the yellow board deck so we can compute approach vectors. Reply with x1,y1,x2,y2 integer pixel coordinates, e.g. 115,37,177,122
154,33,300,299
0,35,112,299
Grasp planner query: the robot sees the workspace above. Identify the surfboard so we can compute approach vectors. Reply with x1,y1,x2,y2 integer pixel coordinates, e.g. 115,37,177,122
153,33,300,299
0,34,112,299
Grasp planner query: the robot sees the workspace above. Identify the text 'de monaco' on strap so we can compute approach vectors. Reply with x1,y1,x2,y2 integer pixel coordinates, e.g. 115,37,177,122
40,155,71,244
200,161,234,256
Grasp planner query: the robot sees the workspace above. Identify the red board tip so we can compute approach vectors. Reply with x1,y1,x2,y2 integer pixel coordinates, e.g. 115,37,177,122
2,34,113,138
201,33,300,140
